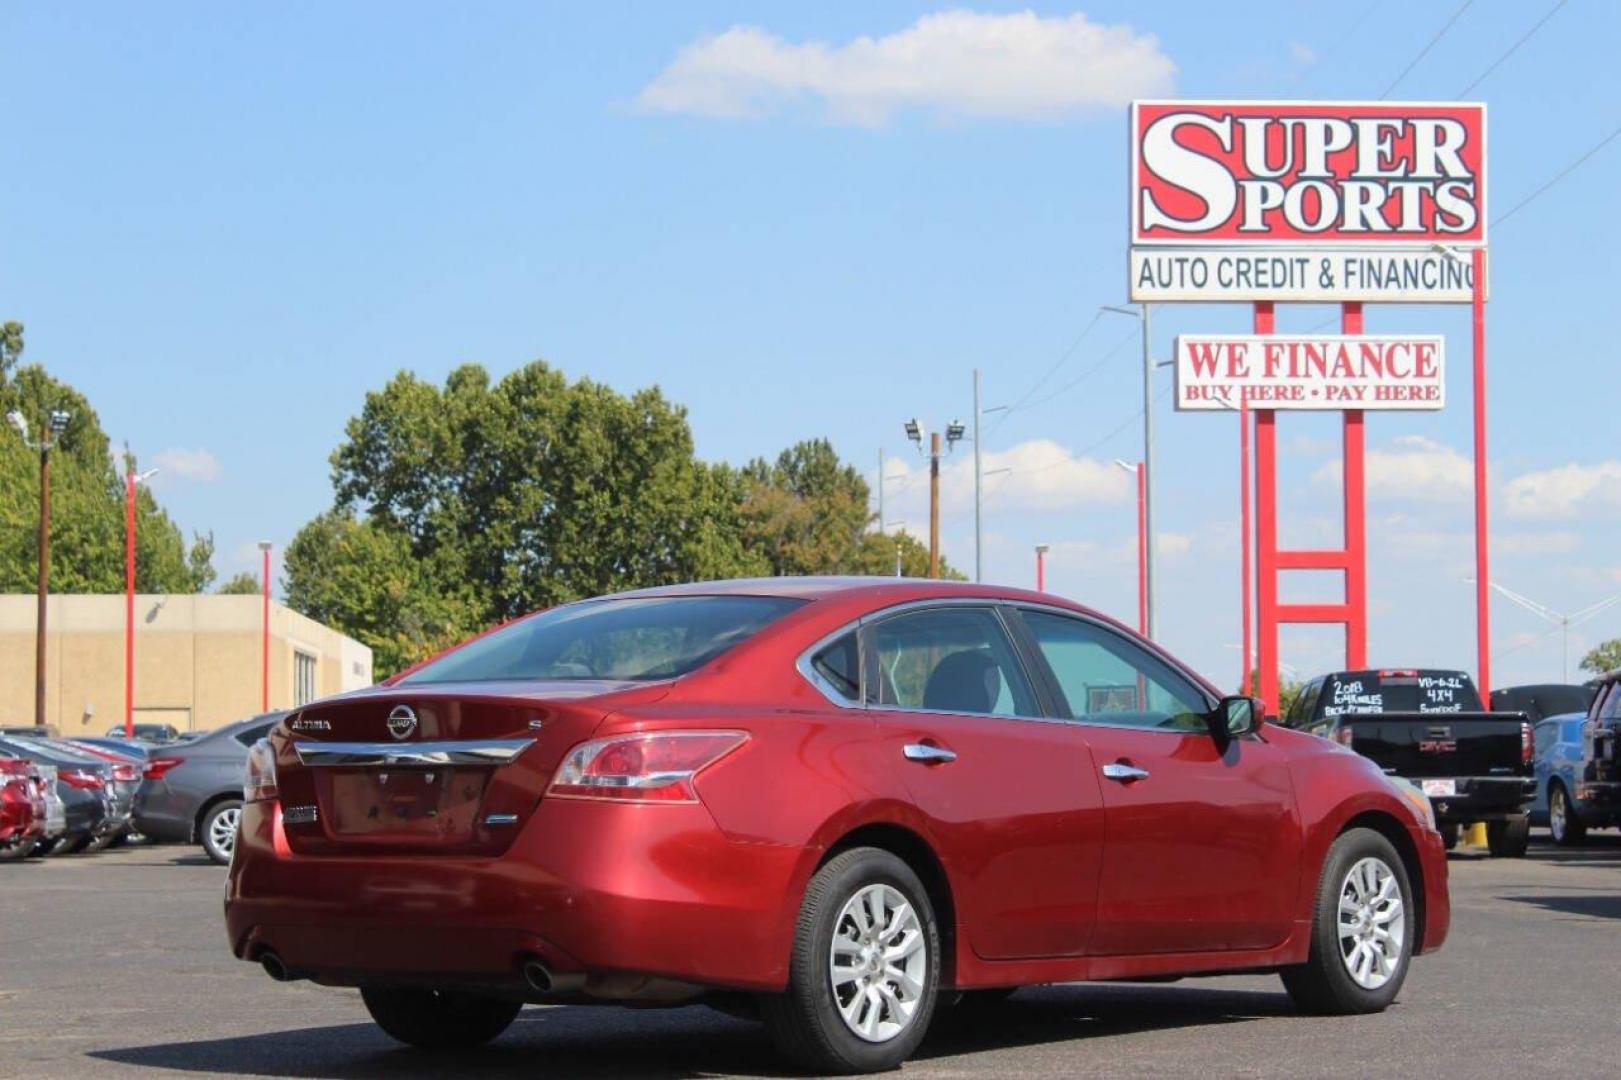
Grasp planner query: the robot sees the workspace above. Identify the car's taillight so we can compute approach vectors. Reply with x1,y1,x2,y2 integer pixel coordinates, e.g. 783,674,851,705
243,739,279,803
144,757,185,781
549,731,747,803
58,769,104,791
1334,728,1355,747
112,763,140,783
1521,722,1533,765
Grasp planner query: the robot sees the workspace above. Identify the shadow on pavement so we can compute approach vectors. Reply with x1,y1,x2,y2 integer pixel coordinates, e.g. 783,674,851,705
88,984,1292,1078
1500,892,1621,921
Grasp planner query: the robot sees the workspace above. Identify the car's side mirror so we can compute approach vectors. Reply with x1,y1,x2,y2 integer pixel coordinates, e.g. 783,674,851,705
1209,695,1265,740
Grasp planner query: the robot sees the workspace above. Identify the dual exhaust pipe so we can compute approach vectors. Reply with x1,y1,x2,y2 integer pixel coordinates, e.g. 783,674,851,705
258,947,575,996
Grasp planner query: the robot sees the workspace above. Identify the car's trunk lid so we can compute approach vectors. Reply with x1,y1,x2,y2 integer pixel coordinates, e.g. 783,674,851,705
273,680,662,856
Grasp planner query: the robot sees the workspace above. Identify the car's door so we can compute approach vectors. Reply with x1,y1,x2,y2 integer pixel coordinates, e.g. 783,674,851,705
864,603,1105,960
1009,606,1301,956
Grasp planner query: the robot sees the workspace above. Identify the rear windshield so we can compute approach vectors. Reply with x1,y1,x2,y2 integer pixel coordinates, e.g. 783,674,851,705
399,596,805,685
1321,672,1482,717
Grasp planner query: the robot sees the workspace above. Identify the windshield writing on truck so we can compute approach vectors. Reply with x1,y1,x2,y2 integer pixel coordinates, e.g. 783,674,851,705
1321,674,1481,718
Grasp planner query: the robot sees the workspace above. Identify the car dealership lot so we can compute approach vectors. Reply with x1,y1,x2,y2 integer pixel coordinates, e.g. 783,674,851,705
3,838,1618,1079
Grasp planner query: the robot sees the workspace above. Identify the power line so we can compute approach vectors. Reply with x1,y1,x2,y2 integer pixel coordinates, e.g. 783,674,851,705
989,311,1105,436
1456,0,1566,97
1379,0,1475,99
1014,328,1141,412
1493,122,1621,229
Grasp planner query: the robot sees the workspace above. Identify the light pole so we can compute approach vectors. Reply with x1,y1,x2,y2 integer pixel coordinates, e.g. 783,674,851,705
124,467,159,738
258,541,273,713
1467,579,1621,683
9,407,72,728
1035,543,1050,592
1115,459,1147,636
1102,303,1156,638
905,418,964,579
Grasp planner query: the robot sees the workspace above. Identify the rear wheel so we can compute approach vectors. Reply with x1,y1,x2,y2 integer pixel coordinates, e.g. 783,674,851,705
1282,828,1414,1015
0,838,38,861
1438,823,1459,851
1548,784,1586,846
760,847,940,1074
360,987,521,1050
200,800,241,865
1487,815,1531,858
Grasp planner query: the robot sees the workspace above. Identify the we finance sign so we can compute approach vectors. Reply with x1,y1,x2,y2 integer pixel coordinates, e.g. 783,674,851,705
1129,101,1485,303
1175,334,1445,411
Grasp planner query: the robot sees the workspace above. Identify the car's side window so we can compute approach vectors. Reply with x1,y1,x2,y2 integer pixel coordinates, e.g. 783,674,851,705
810,632,861,703
1598,684,1621,724
1533,720,1557,757
868,607,1038,717
1017,610,1208,732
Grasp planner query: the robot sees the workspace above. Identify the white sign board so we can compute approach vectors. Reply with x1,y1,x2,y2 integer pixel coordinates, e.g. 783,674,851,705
1131,247,1483,303
1175,334,1445,411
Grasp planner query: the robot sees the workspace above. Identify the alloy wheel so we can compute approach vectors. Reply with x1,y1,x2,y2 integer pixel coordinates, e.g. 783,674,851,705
1550,788,1568,843
210,806,241,858
828,883,928,1043
1337,856,1405,990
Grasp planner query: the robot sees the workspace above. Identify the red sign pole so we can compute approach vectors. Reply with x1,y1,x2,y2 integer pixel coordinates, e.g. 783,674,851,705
261,544,272,713
1471,248,1491,700
1342,302,1368,669
1253,302,1278,715
1239,399,1251,694
124,474,136,739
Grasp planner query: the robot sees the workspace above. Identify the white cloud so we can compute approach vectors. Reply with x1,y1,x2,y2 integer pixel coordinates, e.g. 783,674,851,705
880,437,1133,518
635,10,1176,126
151,447,222,482
1502,460,1621,520
1314,435,1471,502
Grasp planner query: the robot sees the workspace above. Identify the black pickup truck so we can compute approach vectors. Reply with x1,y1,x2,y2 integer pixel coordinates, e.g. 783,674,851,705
1284,668,1535,856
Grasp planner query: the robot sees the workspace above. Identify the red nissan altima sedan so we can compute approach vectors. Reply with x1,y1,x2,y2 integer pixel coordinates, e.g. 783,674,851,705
226,577,1448,1073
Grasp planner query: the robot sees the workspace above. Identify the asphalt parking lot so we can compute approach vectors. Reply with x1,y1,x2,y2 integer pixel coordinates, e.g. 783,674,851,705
2,836,1618,1079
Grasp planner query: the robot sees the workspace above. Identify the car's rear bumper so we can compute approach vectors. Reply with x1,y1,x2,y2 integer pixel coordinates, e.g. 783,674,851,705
225,797,803,994
1422,777,1534,824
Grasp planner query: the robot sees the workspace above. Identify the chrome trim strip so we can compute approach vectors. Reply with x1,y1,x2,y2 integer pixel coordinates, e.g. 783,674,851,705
483,813,519,826
294,738,536,767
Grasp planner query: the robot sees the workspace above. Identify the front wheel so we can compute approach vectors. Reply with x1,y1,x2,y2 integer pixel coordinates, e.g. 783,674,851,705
1548,784,1586,846
760,847,940,1074
1487,815,1531,858
0,838,38,861
200,800,241,865
360,987,521,1050
1282,827,1414,1015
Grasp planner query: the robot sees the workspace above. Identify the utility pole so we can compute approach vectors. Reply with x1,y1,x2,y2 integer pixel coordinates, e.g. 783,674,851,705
259,541,273,713
973,370,982,583
1103,303,1158,638
905,418,964,580
8,408,72,728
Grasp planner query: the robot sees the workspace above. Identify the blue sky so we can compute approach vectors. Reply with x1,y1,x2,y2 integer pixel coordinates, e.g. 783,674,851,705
4,2,1618,688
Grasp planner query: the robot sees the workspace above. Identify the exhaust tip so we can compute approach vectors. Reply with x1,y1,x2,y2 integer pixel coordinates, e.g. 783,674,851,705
259,951,290,982
522,959,553,994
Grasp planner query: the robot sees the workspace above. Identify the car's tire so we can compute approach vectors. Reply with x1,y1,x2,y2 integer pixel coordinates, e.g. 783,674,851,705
759,847,941,1075
1281,827,1414,1016
1487,815,1531,858
0,838,38,861
1548,783,1586,846
106,831,130,849
360,987,522,1050
53,833,92,856
1438,823,1459,851
199,800,242,865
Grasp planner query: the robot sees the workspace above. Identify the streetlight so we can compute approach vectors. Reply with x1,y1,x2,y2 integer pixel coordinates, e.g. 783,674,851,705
258,541,273,712
9,406,72,728
904,419,964,579
1466,578,1621,682
124,467,159,738
1035,543,1051,592
1115,459,1147,636
1102,303,1157,638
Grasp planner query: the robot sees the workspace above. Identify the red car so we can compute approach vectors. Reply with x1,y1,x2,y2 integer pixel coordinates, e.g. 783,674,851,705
1,756,48,859
226,578,1449,1073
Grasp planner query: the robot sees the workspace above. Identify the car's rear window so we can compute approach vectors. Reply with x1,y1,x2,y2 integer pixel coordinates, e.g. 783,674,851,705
399,596,806,685
1320,671,1482,717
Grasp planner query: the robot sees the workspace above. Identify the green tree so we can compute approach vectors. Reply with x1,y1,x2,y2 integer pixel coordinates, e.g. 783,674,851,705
289,362,766,674
1580,639,1621,677
1,348,216,593
217,571,262,595
0,321,22,379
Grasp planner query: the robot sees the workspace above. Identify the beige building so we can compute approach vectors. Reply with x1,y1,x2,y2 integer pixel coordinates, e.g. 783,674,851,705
0,594,373,735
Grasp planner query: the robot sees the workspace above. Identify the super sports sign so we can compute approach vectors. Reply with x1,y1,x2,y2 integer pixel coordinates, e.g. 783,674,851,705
1132,101,1486,246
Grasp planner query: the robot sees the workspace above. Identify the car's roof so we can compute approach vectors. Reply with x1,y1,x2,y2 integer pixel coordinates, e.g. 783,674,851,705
603,576,1065,606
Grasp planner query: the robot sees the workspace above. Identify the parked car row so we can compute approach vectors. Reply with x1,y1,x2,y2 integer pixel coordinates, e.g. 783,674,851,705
1529,669,1621,845
0,734,132,856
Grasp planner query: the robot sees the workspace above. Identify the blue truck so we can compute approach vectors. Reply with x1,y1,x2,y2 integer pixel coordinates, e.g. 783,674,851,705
1529,671,1621,845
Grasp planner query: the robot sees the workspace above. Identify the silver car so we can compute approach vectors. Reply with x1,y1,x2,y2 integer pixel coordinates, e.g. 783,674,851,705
133,713,285,864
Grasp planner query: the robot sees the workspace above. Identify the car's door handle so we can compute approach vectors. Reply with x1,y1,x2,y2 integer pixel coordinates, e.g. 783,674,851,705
903,743,957,765
1102,762,1150,782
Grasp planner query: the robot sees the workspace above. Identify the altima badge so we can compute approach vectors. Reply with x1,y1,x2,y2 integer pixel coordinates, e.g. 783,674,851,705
386,705,418,740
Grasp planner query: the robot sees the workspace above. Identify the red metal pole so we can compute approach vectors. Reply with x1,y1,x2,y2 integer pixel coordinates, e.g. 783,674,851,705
125,474,136,738
1471,248,1491,700
1135,463,1148,636
1036,548,1046,592
1239,399,1251,694
1342,302,1368,670
1254,301,1279,716
261,545,271,713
